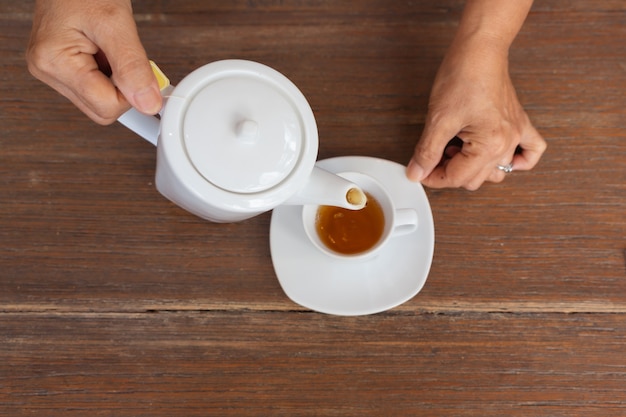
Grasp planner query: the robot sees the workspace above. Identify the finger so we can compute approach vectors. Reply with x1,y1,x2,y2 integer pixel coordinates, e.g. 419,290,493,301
420,143,493,190
485,163,510,184
50,74,127,125
73,64,131,123
91,11,161,115
407,118,460,182
511,122,547,171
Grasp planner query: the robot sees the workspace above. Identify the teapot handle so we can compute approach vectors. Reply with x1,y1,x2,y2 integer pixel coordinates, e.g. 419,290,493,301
118,109,161,146
117,61,172,147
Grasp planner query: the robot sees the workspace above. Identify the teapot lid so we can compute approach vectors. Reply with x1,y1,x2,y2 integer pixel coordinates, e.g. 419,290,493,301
180,61,316,194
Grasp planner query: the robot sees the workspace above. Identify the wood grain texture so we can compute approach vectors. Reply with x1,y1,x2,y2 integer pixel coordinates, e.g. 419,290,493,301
1,0,625,415
2,312,626,416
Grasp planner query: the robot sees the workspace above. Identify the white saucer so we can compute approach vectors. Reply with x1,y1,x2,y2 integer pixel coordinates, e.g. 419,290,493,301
270,156,435,316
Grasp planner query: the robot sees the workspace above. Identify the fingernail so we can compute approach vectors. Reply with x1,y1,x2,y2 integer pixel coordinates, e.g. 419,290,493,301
134,86,162,115
407,159,424,182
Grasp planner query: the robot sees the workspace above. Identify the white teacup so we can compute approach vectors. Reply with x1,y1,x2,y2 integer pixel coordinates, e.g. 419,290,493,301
302,172,418,261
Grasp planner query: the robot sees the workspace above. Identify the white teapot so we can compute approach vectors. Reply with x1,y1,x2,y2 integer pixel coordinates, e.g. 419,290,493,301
118,60,365,222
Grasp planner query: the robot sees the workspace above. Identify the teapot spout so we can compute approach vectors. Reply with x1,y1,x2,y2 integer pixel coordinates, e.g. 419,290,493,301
282,166,366,210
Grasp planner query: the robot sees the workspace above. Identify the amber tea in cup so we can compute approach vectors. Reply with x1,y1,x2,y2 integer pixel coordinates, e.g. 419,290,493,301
302,171,419,261
315,192,384,255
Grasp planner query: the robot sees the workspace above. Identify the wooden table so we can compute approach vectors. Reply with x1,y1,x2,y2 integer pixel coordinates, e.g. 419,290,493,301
2,1,625,415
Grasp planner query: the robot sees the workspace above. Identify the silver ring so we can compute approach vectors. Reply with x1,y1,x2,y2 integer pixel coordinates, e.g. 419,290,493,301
496,163,514,173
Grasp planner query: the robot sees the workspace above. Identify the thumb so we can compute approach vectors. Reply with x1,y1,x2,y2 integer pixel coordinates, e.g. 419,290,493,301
94,15,161,115
407,119,459,182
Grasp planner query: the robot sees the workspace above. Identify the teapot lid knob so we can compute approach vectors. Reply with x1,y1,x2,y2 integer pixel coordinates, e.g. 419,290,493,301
235,120,259,144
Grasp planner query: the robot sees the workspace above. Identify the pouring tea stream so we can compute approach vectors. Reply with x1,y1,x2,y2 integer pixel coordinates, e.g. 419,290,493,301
118,60,365,223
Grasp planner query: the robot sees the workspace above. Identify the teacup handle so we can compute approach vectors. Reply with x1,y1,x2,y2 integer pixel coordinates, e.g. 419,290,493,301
391,208,419,236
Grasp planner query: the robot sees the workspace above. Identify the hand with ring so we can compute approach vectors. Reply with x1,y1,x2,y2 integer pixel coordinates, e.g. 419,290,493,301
407,0,547,190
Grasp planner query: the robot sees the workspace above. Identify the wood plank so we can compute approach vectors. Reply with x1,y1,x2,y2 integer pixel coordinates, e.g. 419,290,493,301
2,312,626,416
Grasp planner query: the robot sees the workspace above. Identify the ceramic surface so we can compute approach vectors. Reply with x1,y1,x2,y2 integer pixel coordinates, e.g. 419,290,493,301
270,156,435,316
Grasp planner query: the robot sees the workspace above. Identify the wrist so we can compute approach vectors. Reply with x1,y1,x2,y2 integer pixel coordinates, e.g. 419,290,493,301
451,32,511,64
452,0,533,55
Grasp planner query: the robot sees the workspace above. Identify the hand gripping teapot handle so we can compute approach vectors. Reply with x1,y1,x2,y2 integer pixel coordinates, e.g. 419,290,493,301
117,61,172,147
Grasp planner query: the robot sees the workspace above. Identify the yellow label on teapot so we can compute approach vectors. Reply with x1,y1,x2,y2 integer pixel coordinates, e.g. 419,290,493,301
149,61,170,91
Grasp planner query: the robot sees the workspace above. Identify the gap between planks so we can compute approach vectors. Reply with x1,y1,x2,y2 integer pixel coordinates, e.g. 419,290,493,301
2,299,626,315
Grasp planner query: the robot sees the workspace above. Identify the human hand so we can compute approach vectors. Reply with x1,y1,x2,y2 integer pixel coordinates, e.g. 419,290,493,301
26,0,162,125
407,35,547,190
